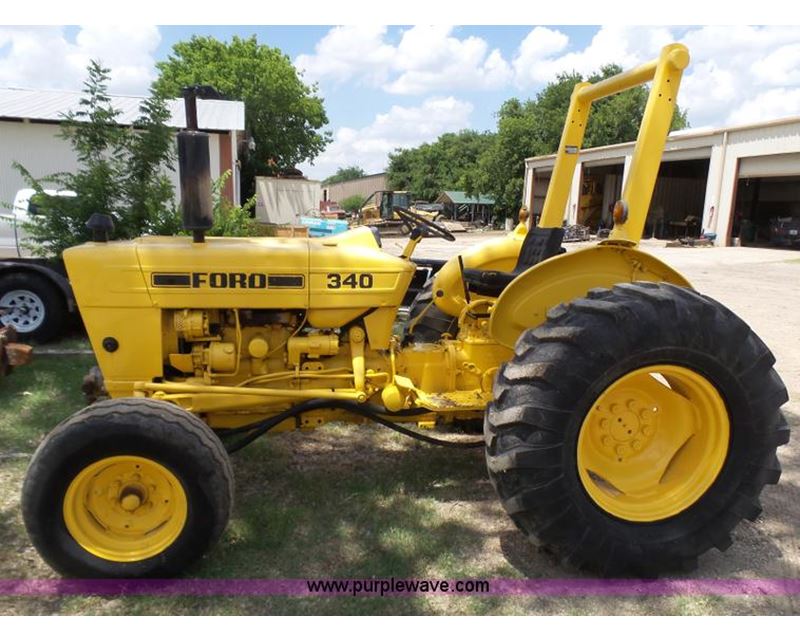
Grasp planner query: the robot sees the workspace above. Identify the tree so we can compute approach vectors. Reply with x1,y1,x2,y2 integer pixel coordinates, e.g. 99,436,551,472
323,166,365,186
387,130,494,202
339,194,365,213
18,60,180,256
121,90,179,237
474,64,690,218
154,35,331,202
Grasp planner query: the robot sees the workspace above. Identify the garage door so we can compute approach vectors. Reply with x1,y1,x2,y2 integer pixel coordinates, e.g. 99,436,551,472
739,152,800,178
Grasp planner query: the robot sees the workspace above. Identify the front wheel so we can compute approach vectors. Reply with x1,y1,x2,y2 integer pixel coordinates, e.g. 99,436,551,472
485,282,789,575
22,398,234,577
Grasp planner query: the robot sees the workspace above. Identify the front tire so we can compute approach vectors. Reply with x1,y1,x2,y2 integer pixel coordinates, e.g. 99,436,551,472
22,398,234,577
485,282,789,575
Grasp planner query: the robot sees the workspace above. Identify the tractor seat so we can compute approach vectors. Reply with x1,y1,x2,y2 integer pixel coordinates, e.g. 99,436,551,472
462,226,566,298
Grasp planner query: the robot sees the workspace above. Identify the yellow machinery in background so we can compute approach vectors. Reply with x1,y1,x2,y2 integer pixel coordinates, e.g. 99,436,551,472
22,46,788,578
357,190,441,234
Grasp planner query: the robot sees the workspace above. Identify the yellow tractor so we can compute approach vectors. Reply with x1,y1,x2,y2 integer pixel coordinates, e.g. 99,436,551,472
357,190,442,235
22,45,788,578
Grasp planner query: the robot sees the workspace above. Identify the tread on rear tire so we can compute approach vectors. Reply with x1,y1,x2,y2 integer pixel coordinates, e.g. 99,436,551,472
485,282,789,575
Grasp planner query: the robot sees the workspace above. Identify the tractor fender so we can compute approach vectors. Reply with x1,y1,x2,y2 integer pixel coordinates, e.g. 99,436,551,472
489,244,692,349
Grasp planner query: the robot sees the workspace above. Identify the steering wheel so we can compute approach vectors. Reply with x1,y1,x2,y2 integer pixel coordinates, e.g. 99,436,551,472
393,206,456,242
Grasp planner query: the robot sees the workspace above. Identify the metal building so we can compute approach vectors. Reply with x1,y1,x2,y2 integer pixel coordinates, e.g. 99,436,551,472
0,87,245,211
324,173,387,204
435,191,495,225
523,116,800,246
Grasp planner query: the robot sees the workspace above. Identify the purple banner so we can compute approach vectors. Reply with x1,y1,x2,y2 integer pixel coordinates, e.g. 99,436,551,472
1,578,800,598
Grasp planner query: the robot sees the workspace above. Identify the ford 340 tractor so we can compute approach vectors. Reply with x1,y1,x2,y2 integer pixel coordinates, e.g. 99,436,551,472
22,44,788,578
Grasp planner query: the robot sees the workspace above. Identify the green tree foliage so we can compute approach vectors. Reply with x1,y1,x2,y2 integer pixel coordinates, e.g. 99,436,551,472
18,61,178,256
339,194,366,213
153,35,331,200
121,90,178,237
323,166,366,186
208,171,259,237
387,130,493,202
475,64,690,217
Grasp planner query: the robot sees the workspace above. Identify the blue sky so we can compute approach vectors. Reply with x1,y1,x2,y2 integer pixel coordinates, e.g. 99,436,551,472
2,25,800,179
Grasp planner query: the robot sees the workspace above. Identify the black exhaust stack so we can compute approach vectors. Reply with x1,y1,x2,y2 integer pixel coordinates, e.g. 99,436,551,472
178,86,220,243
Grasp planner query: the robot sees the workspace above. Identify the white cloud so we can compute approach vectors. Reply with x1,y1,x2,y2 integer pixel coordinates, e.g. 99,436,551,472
513,25,676,86
0,25,160,95
680,26,800,126
727,88,800,125
295,25,512,96
510,25,800,128
300,96,474,179
294,25,395,87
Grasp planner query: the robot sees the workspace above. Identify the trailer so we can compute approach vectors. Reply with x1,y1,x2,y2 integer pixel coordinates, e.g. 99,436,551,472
0,189,76,342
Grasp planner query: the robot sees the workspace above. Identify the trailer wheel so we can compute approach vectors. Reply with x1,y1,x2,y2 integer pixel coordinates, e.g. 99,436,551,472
485,282,789,575
0,272,65,342
22,398,234,578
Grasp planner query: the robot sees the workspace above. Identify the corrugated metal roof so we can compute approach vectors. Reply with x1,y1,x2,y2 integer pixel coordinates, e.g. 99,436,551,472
0,87,245,132
439,190,495,205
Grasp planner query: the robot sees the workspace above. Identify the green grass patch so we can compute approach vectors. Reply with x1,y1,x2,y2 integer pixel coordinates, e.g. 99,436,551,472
0,351,95,452
1,340,793,615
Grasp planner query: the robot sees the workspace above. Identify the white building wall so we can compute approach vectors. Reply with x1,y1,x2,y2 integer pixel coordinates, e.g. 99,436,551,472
0,120,230,216
700,136,727,235
714,122,800,245
0,121,79,208
567,162,582,224
524,118,800,247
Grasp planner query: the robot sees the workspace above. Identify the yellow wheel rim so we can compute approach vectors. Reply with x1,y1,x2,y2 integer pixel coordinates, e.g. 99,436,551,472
63,455,188,562
577,365,730,522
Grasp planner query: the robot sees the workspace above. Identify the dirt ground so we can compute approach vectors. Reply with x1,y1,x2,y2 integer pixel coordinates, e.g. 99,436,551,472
1,233,798,615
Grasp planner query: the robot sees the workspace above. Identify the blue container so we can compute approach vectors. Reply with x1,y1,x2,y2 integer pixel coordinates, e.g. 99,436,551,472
300,216,349,238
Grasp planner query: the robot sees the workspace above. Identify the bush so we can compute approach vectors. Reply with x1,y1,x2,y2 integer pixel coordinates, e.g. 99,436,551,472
208,171,258,237
339,194,365,213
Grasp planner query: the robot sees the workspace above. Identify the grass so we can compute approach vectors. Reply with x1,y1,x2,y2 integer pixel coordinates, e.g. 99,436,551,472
0,350,94,452
0,340,796,615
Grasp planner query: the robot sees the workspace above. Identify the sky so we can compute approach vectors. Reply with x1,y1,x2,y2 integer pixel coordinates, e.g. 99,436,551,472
1,24,800,180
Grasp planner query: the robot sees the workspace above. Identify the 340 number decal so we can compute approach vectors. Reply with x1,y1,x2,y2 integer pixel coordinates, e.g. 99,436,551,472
327,273,374,289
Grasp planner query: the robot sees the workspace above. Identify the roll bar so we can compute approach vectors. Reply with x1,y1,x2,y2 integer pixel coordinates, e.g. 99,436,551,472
537,43,690,245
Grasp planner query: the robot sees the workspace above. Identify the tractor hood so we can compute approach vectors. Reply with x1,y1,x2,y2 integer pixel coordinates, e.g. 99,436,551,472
64,226,414,328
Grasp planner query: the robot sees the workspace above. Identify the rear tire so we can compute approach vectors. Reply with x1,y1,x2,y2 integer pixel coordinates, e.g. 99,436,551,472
485,282,789,575
22,398,234,577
